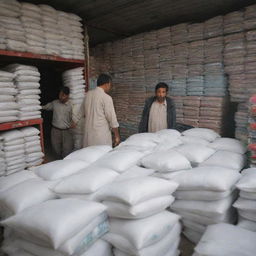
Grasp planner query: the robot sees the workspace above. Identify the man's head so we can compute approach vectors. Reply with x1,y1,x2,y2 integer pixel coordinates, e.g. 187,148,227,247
155,82,168,103
97,73,112,93
59,86,70,104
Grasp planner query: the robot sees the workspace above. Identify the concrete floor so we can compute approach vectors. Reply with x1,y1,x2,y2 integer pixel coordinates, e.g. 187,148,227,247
180,235,195,255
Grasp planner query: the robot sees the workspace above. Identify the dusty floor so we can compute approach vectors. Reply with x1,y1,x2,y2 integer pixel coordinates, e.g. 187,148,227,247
180,235,195,255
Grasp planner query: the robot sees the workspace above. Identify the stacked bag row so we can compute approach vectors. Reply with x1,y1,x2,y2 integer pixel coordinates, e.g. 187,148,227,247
193,223,256,256
5,64,41,121
0,127,249,256
62,67,86,150
0,70,18,123
0,127,44,176
127,128,247,244
46,139,181,256
0,147,114,256
233,168,256,232
0,0,84,60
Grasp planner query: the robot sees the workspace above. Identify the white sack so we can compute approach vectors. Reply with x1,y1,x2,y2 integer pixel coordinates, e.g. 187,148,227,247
172,166,241,191
1,198,107,249
64,145,112,163
182,128,220,142
97,176,178,205
141,149,191,172
194,223,256,256
200,150,246,171
34,159,89,180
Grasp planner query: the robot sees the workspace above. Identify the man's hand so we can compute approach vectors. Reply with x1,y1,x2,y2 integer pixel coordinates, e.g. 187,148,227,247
70,121,77,129
113,135,121,147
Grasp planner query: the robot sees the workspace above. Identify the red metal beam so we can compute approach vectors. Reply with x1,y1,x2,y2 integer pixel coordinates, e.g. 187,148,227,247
0,50,84,64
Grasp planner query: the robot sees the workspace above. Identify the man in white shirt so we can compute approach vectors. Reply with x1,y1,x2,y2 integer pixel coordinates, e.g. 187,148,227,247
76,74,120,147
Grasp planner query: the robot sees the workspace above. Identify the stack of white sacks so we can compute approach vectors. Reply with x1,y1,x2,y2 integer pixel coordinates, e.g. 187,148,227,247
0,127,250,255
0,0,26,52
0,1,84,60
0,155,112,256
63,67,86,149
135,128,247,243
56,10,84,59
1,198,110,256
0,70,18,123
0,128,44,176
233,168,256,231
170,167,241,243
63,67,85,106
68,14,84,60
0,130,25,176
98,177,181,256
193,223,256,256
50,135,181,256
20,127,44,168
21,2,45,55
40,4,61,56
5,64,41,120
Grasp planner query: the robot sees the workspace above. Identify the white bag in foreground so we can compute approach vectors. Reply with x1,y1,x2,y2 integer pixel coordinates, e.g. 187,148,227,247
108,211,180,250
140,149,191,172
34,159,89,180
200,150,246,171
53,166,119,194
182,128,220,142
194,223,256,256
0,170,36,193
171,192,237,218
93,150,144,172
105,222,181,256
64,145,112,163
104,195,175,219
175,144,215,165
0,178,56,218
171,166,241,192
209,137,247,154
1,199,106,249
97,177,179,205
236,169,256,192
114,166,155,182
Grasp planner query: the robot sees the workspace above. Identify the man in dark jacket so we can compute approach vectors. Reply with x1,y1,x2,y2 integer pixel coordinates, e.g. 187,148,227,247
139,82,176,133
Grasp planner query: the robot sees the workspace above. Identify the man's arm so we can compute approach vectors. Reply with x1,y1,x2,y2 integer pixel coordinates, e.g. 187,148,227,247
72,97,85,128
112,127,120,147
42,102,53,111
104,97,120,146
138,98,150,133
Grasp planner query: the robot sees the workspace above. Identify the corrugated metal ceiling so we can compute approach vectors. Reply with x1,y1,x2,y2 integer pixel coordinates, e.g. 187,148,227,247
26,0,256,45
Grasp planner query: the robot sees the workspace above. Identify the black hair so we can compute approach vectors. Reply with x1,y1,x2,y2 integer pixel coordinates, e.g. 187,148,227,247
155,82,169,92
97,73,112,86
60,86,70,95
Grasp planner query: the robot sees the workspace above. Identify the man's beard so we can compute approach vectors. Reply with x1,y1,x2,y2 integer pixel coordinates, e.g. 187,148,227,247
157,96,165,102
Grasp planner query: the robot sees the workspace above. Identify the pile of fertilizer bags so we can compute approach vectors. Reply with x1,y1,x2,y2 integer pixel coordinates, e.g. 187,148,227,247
0,127,252,256
0,127,44,176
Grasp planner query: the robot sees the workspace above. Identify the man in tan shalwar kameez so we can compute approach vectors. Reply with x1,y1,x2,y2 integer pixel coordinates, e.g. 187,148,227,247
76,74,120,147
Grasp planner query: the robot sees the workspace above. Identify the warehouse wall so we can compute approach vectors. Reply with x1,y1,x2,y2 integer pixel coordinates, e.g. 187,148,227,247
91,4,256,141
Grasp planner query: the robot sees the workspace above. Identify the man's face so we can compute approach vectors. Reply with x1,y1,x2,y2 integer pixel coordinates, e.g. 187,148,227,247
59,91,69,103
105,82,112,93
155,87,167,102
